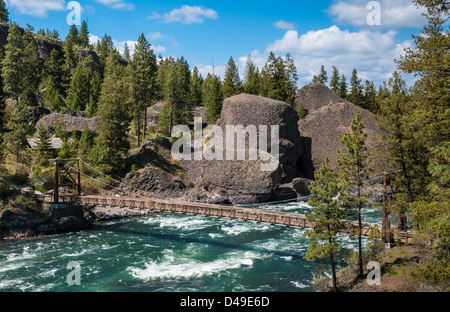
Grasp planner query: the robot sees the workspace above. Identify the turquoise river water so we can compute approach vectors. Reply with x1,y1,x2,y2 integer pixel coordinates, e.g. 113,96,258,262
0,202,381,292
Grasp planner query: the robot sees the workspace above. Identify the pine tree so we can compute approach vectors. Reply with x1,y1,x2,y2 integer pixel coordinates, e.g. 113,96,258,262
66,55,99,111
79,20,90,48
378,71,430,231
156,56,175,101
243,55,260,95
202,73,223,125
21,29,42,107
130,33,158,146
44,49,64,94
78,124,94,157
348,69,364,107
3,101,31,162
396,0,450,192
260,52,297,105
189,67,203,108
338,111,370,279
329,66,340,94
160,57,191,134
96,34,114,72
66,24,79,46
92,51,131,174
0,0,8,23
339,73,348,99
222,56,242,99
283,53,298,105
305,158,349,292
62,39,78,89
87,71,102,117
1,23,25,103
36,124,51,157
363,80,378,114
123,42,131,63
43,76,63,112
0,57,5,153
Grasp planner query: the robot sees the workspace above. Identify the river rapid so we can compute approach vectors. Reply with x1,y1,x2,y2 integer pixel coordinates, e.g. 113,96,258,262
0,202,381,292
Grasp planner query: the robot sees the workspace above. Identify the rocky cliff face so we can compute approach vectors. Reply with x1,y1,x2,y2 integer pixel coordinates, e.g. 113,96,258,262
125,137,188,198
0,22,97,64
217,94,304,183
298,99,385,172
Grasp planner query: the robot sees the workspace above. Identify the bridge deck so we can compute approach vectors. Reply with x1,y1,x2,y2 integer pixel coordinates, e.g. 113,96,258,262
74,195,411,244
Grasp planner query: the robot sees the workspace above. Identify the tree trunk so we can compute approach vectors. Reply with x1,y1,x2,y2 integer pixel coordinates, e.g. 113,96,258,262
143,107,147,142
330,250,338,292
357,165,363,278
136,116,141,148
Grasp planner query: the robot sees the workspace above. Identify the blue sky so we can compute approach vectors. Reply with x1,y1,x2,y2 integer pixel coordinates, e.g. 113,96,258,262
5,0,428,86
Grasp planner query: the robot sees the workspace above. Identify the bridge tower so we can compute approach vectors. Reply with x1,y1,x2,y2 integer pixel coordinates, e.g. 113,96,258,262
53,158,81,204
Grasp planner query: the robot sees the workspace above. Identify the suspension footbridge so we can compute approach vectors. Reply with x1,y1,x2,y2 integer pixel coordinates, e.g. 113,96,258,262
44,158,411,243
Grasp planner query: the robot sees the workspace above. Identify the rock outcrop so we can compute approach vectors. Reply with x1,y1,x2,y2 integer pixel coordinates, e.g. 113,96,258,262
295,83,351,113
217,94,304,183
34,36,63,62
37,112,100,134
298,100,384,172
125,137,188,198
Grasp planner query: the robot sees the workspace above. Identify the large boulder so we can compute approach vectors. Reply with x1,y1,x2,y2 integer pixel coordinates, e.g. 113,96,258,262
37,113,100,134
295,83,351,112
216,94,304,183
298,101,385,172
182,150,282,205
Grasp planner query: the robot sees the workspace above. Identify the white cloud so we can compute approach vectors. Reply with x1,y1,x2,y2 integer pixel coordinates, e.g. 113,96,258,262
148,5,218,24
5,0,66,17
196,64,226,79
263,25,413,85
95,0,134,11
274,20,295,30
328,0,427,29
148,32,164,41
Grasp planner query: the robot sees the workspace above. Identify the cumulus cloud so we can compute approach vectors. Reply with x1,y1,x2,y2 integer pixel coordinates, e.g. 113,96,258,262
148,5,218,24
264,25,412,85
5,0,66,17
95,0,134,11
327,0,427,29
274,20,295,30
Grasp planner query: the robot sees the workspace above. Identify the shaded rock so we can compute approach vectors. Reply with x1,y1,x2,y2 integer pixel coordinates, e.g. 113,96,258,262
292,178,313,196
217,94,304,183
298,101,385,172
28,106,51,126
182,150,282,205
0,22,10,50
125,137,188,198
34,36,63,62
146,102,166,131
295,83,351,113
37,112,99,134
76,48,100,65
56,216,92,232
